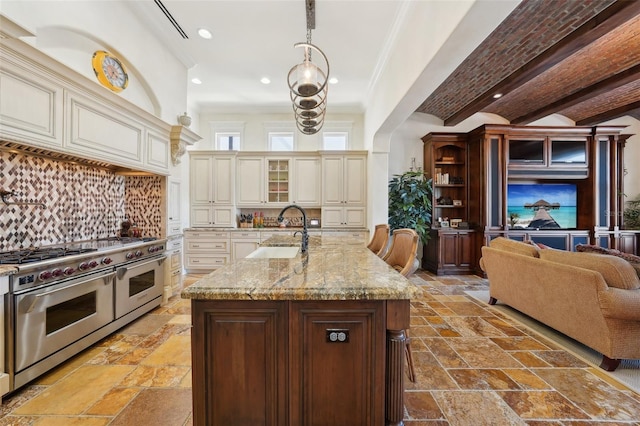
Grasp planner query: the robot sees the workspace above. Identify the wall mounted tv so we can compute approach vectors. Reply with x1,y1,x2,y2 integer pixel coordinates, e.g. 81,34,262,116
507,183,577,229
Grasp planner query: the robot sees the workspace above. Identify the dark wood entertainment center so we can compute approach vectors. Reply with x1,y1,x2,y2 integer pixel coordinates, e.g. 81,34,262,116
423,124,638,275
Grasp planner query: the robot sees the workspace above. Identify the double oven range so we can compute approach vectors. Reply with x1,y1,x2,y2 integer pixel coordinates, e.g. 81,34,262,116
1,237,166,393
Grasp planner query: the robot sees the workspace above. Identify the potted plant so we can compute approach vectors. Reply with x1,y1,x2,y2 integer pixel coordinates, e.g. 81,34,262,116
388,170,433,245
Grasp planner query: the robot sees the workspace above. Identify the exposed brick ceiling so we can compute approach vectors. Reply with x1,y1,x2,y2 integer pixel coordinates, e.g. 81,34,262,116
415,0,640,126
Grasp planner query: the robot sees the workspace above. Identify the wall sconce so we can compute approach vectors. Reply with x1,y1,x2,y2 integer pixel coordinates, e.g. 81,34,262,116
287,0,329,135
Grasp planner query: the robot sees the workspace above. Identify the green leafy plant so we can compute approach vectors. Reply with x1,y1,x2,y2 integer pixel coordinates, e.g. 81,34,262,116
388,170,432,245
624,194,640,230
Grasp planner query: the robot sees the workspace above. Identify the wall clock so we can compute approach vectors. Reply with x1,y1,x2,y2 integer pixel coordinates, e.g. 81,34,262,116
92,50,128,92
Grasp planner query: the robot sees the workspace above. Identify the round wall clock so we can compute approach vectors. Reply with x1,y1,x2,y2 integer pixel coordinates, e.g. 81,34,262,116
92,50,129,92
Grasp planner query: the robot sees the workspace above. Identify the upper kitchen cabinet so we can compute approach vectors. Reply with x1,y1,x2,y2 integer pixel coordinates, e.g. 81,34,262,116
291,156,321,206
321,153,367,206
189,152,236,227
236,155,298,207
1,22,176,175
0,50,64,149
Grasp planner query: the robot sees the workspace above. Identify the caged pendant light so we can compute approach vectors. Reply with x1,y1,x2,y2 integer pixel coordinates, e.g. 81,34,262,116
287,0,330,135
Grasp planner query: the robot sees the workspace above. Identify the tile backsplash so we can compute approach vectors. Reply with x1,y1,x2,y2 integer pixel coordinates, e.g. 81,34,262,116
0,150,162,251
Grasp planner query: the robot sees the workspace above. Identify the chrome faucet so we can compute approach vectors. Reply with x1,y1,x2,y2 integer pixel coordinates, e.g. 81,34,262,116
278,204,309,253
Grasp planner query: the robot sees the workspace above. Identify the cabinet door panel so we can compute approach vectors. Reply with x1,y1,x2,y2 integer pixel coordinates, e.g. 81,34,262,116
344,156,366,205
344,207,366,227
292,157,321,206
290,301,384,426
212,207,235,227
191,206,213,227
322,157,344,205
440,233,458,267
231,239,259,260
213,156,235,204
192,301,286,426
237,157,265,205
321,207,344,227
458,233,474,267
190,156,213,204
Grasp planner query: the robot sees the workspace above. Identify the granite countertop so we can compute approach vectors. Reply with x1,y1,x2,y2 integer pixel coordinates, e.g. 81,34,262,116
183,227,362,232
181,235,421,301
0,265,17,277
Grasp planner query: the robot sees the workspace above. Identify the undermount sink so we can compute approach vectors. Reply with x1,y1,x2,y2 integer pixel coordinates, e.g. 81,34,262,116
246,246,300,259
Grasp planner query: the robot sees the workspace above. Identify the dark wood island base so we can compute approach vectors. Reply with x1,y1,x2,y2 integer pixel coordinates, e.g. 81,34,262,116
190,298,410,426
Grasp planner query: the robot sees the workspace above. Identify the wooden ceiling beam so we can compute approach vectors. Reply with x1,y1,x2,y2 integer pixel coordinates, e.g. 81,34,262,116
511,63,640,125
576,100,640,126
443,0,640,126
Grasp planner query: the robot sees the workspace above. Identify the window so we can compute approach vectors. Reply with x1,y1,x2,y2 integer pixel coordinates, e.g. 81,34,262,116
210,121,244,150
268,132,294,151
216,132,240,151
322,132,348,150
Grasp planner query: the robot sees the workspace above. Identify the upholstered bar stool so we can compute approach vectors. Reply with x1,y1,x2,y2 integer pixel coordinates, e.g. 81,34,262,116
382,228,419,382
367,224,390,258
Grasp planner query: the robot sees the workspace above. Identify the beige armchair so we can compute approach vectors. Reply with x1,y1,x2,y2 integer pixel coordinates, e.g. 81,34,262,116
367,224,390,258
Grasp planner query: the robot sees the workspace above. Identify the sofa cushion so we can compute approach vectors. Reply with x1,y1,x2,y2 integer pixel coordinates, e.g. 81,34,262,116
539,249,640,290
489,237,539,258
575,244,640,278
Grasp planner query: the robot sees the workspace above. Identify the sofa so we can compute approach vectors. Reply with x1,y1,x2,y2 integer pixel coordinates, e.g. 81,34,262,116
480,237,640,371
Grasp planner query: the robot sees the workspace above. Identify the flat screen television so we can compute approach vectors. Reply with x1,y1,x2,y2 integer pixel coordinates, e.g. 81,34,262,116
507,183,577,229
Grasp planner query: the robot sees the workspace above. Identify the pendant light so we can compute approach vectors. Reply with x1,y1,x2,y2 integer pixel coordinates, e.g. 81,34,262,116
287,0,329,135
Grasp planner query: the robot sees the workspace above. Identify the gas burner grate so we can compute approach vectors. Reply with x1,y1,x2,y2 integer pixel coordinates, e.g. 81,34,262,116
0,247,98,265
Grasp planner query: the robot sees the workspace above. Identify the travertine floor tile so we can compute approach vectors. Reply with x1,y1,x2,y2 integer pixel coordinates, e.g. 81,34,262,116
141,335,192,366
3,271,639,425
109,388,191,426
13,365,134,415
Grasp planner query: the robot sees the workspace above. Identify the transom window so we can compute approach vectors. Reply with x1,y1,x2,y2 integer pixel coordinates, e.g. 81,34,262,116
216,132,240,151
268,132,294,151
322,132,348,150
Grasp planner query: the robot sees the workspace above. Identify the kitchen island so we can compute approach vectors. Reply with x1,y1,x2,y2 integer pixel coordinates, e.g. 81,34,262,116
182,235,420,426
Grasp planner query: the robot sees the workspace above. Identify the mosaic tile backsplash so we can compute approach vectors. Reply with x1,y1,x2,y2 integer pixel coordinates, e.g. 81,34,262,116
0,151,162,251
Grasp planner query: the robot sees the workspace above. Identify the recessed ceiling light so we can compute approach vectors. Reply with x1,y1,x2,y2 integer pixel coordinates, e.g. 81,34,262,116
198,28,212,39
260,77,271,85
329,77,339,84
191,78,202,85
493,93,503,99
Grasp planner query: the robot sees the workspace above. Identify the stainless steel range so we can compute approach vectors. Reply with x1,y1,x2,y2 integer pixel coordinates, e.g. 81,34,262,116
1,237,166,393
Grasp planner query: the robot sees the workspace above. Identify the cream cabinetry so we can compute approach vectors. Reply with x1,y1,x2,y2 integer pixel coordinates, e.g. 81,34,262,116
0,54,64,149
231,230,261,259
184,230,231,272
189,153,236,227
321,152,367,227
236,156,266,205
291,156,321,206
321,154,367,206
164,236,183,302
0,30,182,174
167,178,182,236
236,156,291,207
321,206,366,228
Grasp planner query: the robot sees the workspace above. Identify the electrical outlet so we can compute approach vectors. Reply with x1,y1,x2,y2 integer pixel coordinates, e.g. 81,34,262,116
326,329,349,343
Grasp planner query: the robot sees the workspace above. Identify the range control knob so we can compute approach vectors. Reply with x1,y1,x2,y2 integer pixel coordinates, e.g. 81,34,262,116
51,268,63,277
78,262,89,271
148,246,157,253
63,267,75,276
126,252,135,260
102,257,113,265
135,250,143,258
88,260,99,268
39,271,52,280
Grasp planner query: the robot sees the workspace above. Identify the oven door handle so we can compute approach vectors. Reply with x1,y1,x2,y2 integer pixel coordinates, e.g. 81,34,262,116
21,272,116,314
116,256,167,280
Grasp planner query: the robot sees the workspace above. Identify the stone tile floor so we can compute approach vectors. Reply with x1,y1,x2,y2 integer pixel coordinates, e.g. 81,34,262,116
1,271,639,425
